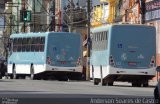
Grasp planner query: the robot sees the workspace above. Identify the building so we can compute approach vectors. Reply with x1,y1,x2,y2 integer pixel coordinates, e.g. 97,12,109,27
145,0,160,67
120,0,160,80
0,1,5,56
144,0,160,81
0,0,12,58
91,0,118,27
3,0,52,34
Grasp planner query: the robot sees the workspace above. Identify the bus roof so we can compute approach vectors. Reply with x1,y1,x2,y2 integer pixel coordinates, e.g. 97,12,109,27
10,32,80,38
91,24,154,33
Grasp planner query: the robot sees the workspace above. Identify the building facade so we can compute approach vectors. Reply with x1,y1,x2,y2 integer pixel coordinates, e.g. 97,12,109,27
145,0,160,67
3,0,51,34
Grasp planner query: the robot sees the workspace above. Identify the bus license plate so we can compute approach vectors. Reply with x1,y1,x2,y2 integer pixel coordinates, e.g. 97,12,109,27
128,62,137,66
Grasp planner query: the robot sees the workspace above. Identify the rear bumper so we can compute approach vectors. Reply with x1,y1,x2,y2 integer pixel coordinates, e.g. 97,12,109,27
46,64,83,73
90,65,156,79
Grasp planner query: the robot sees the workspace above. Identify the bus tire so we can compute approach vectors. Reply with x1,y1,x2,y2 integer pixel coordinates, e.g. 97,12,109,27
12,64,16,79
94,78,99,85
42,73,48,80
59,76,68,81
34,74,41,80
132,82,141,87
132,82,137,87
143,81,149,87
69,73,82,80
143,83,149,87
102,79,107,86
0,73,2,79
108,82,114,86
30,64,34,80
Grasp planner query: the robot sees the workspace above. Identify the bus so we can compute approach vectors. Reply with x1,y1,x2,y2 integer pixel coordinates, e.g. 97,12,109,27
90,24,156,87
7,32,83,81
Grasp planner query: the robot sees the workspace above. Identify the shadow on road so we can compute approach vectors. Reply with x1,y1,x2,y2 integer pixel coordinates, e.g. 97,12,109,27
0,79,13,82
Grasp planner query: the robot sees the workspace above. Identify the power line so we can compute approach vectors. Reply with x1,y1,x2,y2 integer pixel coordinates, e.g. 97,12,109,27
0,14,18,33
37,0,50,15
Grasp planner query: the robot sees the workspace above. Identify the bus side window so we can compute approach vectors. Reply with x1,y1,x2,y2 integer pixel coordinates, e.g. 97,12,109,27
31,38,35,52
22,38,27,52
40,37,45,52
106,31,108,49
13,38,17,52
35,37,40,52
26,38,31,52
17,38,22,52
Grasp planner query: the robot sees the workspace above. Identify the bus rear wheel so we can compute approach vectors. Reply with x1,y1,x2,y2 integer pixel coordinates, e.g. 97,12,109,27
94,78,100,85
143,81,149,87
102,79,107,86
0,73,2,79
57,76,68,81
69,73,82,80
132,82,142,87
108,82,114,86
30,64,34,80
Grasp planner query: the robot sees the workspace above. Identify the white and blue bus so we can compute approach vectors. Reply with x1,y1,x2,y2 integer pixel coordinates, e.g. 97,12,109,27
7,32,83,80
90,24,156,87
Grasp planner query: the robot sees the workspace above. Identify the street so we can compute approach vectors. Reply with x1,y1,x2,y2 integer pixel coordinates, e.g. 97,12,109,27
0,79,157,104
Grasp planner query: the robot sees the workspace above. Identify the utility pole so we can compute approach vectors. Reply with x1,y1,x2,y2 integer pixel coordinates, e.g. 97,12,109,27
52,0,55,31
68,0,73,32
23,4,26,32
6,2,21,33
49,0,55,31
10,15,12,35
86,0,91,80
17,5,19,33
139,0,145,24
33,0,35,32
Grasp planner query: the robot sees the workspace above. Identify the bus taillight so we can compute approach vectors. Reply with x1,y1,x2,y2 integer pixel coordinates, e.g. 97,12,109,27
60,61,66,64
77,57,81,65
109,55,116,67
47,56,51,65
149,56,155,68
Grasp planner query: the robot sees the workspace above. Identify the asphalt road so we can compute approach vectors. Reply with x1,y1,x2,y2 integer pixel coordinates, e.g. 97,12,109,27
0,79,157,104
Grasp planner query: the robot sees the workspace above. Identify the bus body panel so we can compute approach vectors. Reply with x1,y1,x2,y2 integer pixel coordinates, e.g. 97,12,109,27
46,32,83,73
7,32,83,79
110,25,156,69
90,24,156,84
8,32,48,75
91,66,155,79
